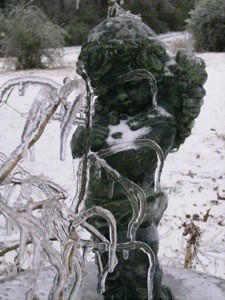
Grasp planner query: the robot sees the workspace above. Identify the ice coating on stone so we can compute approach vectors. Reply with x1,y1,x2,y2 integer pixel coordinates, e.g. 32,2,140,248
101,69,157,97
112,68,163,112
94,160,102,180
123,249,129,260
90,151,146,241
108,180,115,199
117,241,156,300
98,139,163,174
93,139,164,240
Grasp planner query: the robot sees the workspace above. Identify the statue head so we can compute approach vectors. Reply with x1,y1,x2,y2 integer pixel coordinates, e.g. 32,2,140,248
77,17,169,92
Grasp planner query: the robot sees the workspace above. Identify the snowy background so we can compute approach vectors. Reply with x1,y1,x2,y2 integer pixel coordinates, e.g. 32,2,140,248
0,35,224,280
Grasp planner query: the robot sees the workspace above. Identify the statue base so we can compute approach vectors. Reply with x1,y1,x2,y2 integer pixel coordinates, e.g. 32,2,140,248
0,263,224,299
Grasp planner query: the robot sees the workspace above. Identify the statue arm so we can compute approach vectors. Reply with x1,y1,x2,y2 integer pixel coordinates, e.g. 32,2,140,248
70,123,109,159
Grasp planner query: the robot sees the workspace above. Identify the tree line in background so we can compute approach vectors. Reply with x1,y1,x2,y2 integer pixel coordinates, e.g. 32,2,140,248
1,0,195,45
0,0,224,69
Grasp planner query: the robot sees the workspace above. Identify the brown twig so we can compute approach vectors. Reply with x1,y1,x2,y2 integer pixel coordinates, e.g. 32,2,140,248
0,92,60,183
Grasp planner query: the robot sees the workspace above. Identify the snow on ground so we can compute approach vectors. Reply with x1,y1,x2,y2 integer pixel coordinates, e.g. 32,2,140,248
0,42,224,280
160,52,225,278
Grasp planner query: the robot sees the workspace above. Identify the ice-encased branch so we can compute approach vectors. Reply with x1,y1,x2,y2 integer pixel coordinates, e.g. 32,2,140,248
0,75,87,181
0,197,67,300
72,206,118,273
0,90,61,183
0,76,62,102
62,239,83,299
59,78,86,160
0,120,55,183
21,87,57,159
1,152,68,204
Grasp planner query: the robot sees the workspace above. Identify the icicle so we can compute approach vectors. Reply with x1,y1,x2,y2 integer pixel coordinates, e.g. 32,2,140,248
29,145,35,161
82,244,93,276
95,251,103,274
18,228,28,262
26,240,42,300
98,263,109,294
71,159,83,212
123,249,129,260
94,160,102,180
63,77,72,85
76,0,80,9
59,78,86,160
60,94,83,160
6,219,13,235
108,180,115,199
42,201,55,239
3,182,14,204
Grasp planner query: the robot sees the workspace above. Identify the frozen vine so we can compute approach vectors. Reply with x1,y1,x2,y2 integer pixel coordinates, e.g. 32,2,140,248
0,65,158,299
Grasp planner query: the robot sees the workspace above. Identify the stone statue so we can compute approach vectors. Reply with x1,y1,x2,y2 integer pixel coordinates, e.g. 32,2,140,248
71,17,207,300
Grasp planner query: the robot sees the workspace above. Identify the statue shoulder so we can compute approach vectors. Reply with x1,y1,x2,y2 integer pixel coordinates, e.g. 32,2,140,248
127,107,176,130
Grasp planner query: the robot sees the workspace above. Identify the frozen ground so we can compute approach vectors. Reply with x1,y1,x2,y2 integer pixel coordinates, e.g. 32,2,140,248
0,38,224,281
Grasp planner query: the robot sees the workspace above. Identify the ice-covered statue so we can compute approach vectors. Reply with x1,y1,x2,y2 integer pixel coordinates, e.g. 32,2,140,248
71,17,207,299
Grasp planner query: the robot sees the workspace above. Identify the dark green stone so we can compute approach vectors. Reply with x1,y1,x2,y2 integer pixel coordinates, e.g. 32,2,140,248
71,16,207,299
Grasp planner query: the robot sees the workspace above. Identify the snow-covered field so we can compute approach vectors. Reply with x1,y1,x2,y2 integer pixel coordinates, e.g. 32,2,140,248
0,41,224,281
160,51,225,278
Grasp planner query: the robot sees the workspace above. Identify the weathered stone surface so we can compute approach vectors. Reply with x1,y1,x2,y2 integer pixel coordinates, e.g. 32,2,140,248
71,16,207,299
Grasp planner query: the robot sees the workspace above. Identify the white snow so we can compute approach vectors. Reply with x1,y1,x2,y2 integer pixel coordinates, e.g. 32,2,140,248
107,119,150,146
0,44,224,281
